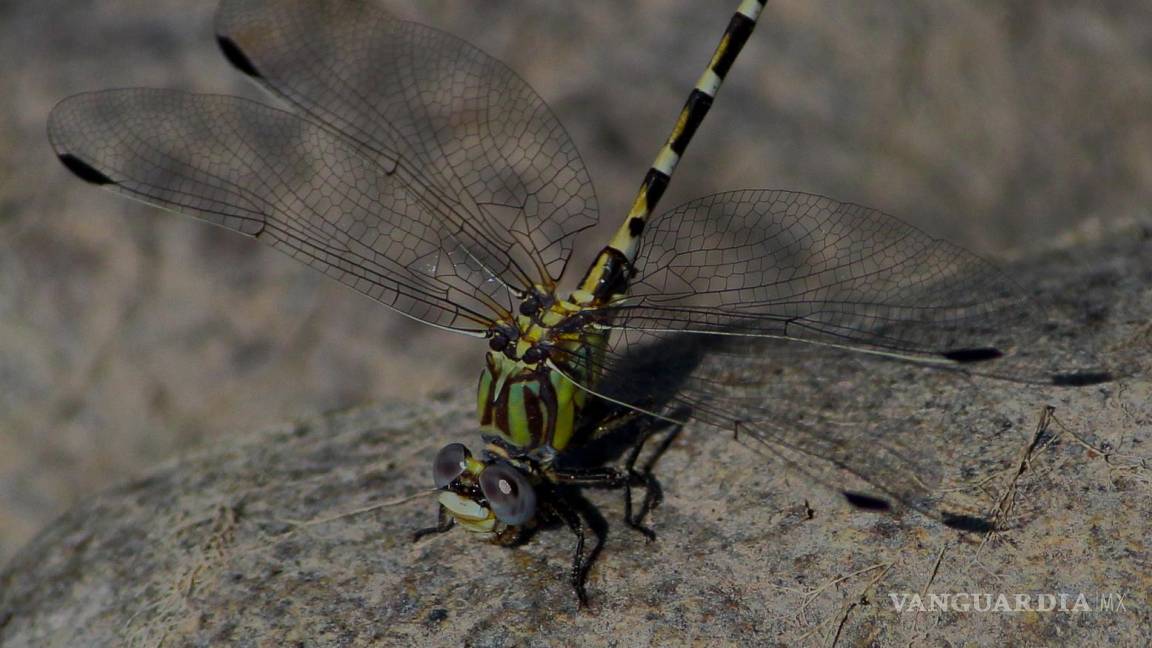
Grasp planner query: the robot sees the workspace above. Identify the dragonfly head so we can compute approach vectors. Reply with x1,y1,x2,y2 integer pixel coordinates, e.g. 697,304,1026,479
430,442,538,537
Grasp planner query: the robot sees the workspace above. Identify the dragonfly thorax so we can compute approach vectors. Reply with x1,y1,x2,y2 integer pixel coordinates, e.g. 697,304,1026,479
476,292,606,454
485,289,595,362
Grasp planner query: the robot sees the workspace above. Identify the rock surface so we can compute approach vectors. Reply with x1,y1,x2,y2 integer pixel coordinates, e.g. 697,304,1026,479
4,0,1152,568
1,228,1149,646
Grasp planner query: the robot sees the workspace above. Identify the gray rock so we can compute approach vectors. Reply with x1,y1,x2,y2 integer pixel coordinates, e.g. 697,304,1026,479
5,0,1152,568
1,227,1149,646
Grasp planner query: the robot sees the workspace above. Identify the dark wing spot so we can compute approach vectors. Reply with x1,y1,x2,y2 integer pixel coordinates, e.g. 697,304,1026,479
57,154,113,186
216,36,262,79
842,491,892,511
1051,371,1113,386
941,512,996,533
942,347,1003,363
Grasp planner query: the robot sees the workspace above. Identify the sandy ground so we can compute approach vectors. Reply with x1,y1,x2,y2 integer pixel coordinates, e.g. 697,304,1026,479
0,2,1150,639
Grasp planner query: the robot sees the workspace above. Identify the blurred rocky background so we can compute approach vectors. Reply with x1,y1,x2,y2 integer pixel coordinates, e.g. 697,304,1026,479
1,0,1149,564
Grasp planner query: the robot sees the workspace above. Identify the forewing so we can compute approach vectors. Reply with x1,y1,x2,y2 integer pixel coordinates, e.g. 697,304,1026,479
215,0,598,290
48,89,503,334
612,190,1112,382
552,190,1118,516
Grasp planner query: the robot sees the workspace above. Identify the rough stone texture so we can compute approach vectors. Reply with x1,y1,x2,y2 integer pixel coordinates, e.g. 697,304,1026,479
3,0,1152,568
1,228,1148,646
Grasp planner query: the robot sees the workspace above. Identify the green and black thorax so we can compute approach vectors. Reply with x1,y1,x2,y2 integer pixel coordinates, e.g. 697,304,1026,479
476,256,633,456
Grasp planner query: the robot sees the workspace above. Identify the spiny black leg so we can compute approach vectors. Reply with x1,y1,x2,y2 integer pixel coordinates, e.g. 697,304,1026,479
589,406,644,439
630,419,683,525
639,416,684,475
618,470,654,542
582,441,654,542
619,461,656,542
617,416,684,538
551,490,607,608
579,500,609,605
549,426,680,542
621,421,655,523
583,412,666,540
412,504,453,542
551,495,589,606
551,465,652,541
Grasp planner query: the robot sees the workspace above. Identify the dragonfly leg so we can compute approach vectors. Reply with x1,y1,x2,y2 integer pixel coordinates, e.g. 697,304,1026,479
548,489,606,607
625,417,684,531
551,465,652,540
552,413,683,542
587,405,644,438
412,504,454,542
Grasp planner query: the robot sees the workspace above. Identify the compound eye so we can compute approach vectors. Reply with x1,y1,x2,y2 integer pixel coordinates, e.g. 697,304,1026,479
432,443,471,489
519,295,539,316
478,463,536,525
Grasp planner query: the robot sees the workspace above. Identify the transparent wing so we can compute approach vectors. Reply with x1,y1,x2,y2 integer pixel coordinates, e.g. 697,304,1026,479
609,190,1112,382
48,89,507,334
215,0,598,291
551,190,1118,515
556,333,954,514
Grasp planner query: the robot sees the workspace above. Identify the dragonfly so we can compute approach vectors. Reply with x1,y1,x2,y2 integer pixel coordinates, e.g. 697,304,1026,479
48,0,1115,604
